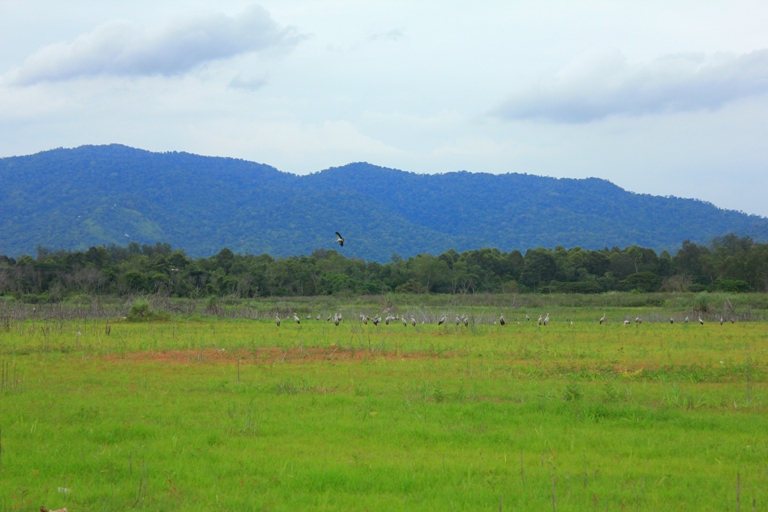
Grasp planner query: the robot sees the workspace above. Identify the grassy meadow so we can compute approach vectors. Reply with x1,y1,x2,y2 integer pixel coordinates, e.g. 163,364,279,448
0,296,767,511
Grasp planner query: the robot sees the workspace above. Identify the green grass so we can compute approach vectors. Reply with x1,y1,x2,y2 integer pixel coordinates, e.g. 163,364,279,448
0,312,766,511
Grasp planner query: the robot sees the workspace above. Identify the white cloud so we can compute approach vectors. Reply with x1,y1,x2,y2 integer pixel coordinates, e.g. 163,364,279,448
495,49,768,123
229,75,268,91
7,4,300,85
368,29,404,43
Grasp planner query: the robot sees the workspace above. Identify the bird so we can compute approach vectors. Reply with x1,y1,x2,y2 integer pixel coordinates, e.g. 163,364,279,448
327,314,332,321
306,315,311,320
316,314,321,321
525,313,530,322
624,319,631,325
455,316,461,326
362,315,368,325
463,316,469,327
438,315,446,326
499,314,506,326
334,317,340,326
720,316,724,325
293,313,300,324
684,316,689,323
335,231,345,247
699,316,704,325
635,316,642,324
275,315,281,327
670,317,674,324
411,316,416,327
402,317,408,327
599,314,606,325
543,313,550,326
538,315,543,326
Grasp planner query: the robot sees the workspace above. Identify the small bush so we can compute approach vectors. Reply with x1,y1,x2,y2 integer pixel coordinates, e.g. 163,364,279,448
127,299,168,322
693,292,710,312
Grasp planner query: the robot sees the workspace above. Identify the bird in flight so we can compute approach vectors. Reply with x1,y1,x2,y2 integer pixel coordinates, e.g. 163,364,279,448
335,232,345,247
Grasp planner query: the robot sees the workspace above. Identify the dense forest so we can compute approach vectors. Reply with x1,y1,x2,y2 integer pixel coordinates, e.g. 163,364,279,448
1,234,766,302
3,145,768,261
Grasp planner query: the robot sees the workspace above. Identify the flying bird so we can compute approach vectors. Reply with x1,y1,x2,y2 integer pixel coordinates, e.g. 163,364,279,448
335,232,345,247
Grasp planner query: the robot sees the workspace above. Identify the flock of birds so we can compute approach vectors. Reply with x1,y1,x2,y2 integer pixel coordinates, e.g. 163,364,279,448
273,310,737,327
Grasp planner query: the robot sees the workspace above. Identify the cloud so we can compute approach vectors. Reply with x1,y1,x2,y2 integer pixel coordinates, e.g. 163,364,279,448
368,29,404,42
8,5,300,85
229,75,268,91
494,49,768,123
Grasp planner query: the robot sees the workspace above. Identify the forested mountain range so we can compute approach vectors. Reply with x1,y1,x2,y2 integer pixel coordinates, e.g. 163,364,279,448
2,144,767,261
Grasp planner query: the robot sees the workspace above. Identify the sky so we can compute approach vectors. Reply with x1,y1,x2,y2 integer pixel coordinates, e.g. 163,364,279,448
1,1,768,217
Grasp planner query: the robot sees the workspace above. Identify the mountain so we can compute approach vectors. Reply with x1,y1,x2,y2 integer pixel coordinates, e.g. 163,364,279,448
1,144,767,261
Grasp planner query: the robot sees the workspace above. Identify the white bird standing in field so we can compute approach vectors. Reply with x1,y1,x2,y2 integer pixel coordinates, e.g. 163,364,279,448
538,314,543,326
635,316,642,324
293,313,300,324
402,317,408,327
499,314,506,326
411,316,416,327
720,316,724,325
544,313,550,326
599,313,606,325
525,313,530,322
699,316,704,325
334,316,340,326
670,317,674,324
438,315,446,326
275,315,281,327
624,319,631,325
463,316,469,327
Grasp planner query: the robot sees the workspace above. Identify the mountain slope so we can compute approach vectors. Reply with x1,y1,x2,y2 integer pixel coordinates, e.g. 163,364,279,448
1,145,767,260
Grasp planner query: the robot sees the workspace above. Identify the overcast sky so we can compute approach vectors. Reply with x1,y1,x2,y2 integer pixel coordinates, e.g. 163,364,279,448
2,1,768,217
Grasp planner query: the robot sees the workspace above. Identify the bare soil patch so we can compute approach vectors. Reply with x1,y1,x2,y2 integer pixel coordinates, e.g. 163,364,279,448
101,346,453,365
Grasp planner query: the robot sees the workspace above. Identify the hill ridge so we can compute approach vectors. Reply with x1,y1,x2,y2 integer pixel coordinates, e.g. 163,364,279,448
1,144,767,260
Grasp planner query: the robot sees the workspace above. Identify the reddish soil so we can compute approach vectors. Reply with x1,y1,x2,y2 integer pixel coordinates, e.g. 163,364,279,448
101,346,453,365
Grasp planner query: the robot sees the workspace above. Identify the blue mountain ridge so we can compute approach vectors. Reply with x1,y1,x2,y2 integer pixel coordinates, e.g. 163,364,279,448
1,144,766,261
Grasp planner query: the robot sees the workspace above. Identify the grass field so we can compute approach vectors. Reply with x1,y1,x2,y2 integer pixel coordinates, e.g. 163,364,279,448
1,301,767,511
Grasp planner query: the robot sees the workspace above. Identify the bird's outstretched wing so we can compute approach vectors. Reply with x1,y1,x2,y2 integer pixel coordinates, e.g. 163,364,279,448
335,231,344,246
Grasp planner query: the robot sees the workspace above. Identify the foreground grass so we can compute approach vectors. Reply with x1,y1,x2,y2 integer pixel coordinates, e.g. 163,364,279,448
0,316,766,511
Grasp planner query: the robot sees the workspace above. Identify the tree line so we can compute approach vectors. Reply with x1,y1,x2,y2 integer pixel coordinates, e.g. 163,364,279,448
1,233,767,302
